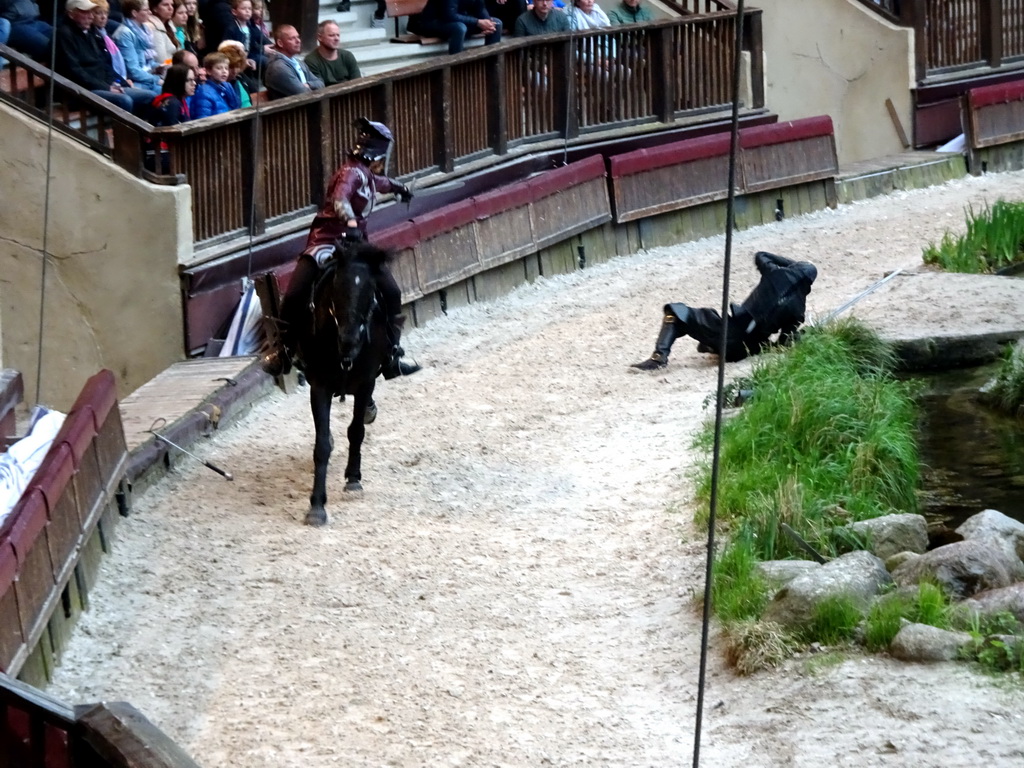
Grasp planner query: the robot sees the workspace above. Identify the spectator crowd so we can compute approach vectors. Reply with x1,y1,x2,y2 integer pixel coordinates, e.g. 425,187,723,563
0,0,657,124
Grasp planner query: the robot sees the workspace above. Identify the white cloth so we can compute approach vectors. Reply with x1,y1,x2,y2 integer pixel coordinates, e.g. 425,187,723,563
0,407,66,525
220,280,265,357
937,133,966,153
569,4,611,29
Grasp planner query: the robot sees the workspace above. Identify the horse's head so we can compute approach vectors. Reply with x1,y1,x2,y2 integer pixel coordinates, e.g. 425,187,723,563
322,240,392,370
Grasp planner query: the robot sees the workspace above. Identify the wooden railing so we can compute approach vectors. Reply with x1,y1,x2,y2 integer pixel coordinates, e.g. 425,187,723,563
0,8,764,248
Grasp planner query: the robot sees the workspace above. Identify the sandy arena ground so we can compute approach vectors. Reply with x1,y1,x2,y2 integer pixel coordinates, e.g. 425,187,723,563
46,171,1024,767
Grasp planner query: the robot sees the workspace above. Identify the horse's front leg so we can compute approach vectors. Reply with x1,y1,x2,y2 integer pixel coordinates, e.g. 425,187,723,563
344,382,375,492
307,384,333,526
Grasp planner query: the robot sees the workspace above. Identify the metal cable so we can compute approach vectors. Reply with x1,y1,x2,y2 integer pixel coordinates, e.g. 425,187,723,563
692,1,745,765
34,0,61,405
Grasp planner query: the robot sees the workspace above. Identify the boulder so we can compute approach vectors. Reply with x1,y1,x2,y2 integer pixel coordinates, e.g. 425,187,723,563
846,514,929,560
755,560,822,589
891,536,1024,599
885,551,920,572
763,550,892,628
890,623,973,662
956,509,1024,561
960,583,1024,624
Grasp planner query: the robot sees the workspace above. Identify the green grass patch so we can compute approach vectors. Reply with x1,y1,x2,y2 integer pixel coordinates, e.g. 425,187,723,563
723,619,797,676
711,532,771,623
864,583,952,651
984,343,1024,418
922,199,1024,273
958,612,1024,674
800,595,862,645
694,318,919,562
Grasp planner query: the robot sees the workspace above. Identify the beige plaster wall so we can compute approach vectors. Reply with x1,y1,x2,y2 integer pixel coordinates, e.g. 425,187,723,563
756,0,914,165
0,102,191,410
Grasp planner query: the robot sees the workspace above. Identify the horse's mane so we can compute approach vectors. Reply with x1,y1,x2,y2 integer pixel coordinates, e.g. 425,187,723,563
332,240,394,273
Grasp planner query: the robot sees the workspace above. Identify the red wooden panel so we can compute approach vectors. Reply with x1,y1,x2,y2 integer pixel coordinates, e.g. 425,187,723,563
8,492,49,568
739,115,834,150
374,222,419,251
51,408,96,469
26,443,75,518
68,370,117,429
969,78,1024,108
413,199,478,240
609,132,732,178
472,180,532,219
0,537,17,595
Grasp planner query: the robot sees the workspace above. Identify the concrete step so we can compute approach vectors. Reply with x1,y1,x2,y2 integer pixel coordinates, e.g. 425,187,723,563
352,37,486,76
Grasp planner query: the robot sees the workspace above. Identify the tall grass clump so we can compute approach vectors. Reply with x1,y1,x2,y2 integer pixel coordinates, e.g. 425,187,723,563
693,317,919,563
985,343,1024,418
864,583,952,651
923,199,1024,273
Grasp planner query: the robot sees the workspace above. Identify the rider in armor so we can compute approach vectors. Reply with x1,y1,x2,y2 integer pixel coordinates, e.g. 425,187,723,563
262,118,420,379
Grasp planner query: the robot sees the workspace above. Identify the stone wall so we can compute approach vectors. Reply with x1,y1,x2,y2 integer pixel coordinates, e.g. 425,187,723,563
757,0,914,165
0,103,191,410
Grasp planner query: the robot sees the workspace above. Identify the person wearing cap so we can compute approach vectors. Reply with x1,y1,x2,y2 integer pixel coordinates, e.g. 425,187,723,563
631,251,818,368
55,0,158,114
262,118,418,380
263,23,323,100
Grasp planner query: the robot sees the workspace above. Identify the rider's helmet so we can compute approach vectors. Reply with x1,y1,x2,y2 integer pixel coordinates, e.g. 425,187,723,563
350,117,394,165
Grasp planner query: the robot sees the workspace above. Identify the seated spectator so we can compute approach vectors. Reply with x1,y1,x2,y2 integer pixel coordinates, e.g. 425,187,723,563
181,0,202,52
1,17,12,68
150,59,193,123
250,0,268,41
220,0,266,89
263,24,323,99
190,48,238,116
113,0,161,91
407,0,501,56
170,0,193,52
514,0,568,36
145,0,178,64
304,20,359,87
607,0,650,24
55,0,157,113
568,0,609,29
92,0,127,78
485,0,523,38
0,0,52,60
171,44,202,81
217,38,250,106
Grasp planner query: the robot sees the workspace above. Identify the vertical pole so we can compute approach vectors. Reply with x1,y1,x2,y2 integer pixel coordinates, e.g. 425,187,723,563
489,52,508,156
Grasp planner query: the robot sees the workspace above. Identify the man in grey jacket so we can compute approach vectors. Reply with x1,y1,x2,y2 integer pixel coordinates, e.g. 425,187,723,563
264,24,324,100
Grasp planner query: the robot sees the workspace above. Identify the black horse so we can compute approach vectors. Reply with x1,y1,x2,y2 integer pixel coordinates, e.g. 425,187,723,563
295,241,394,526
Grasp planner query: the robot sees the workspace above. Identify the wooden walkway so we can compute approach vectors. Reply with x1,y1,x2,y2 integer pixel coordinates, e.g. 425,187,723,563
118,357,258,452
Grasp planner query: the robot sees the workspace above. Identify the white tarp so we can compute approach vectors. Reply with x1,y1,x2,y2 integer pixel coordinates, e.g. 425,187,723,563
0,407,66,526
219,280,264,357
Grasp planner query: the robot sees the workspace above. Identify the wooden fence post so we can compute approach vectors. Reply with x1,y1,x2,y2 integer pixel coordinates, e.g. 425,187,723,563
242,114,266,236
652,26,675,123
489,52,508,156
434,68,454,173
980,0,1004,68
744,9,764,109
554,39,579,141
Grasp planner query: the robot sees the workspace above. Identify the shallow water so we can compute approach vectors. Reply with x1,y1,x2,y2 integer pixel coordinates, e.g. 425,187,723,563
916,363,1024,528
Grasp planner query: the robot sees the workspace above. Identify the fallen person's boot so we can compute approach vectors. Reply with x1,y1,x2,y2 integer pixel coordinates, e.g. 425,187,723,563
630,314,681,371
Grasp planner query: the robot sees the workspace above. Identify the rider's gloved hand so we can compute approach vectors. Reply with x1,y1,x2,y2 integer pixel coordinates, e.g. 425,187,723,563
393,183,413,203
342,227,365,243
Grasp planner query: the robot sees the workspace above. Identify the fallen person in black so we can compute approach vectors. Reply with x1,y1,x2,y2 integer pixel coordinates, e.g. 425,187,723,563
631,251,818,368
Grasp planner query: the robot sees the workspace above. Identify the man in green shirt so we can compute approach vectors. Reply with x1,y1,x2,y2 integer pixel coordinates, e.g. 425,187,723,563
513,0,570,36
304,20,361,86
607,0,653,24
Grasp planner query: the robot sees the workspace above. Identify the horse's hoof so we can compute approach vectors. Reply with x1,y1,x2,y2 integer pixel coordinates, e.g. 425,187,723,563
344,480,363,492
363,401,378,425
306,508,328,526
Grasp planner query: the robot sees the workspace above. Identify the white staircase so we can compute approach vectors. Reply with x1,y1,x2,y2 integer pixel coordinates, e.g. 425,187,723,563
313,0,488,77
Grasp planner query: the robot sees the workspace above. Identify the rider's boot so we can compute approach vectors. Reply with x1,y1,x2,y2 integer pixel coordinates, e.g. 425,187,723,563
631,313,683,371
260,316,293,377
381,314,421,380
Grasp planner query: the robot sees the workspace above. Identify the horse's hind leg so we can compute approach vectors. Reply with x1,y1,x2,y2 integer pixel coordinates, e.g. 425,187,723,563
344,385,374,492
308,384,333,526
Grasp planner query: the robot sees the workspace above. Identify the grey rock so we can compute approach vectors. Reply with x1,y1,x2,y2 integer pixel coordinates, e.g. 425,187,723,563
764,550,892,628
956,509,1024,561
847,514,929,560
756,560,822,589
885,551,921,572
891,536,1024,599
890,623,973,662
960,583,1024,623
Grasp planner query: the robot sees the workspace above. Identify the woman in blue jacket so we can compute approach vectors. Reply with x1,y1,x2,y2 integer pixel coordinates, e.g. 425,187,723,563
190,50,240,118
113,0,161,92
